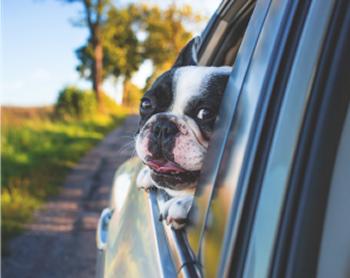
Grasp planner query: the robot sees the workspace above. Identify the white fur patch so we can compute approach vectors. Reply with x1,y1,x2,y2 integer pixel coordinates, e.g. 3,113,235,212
135,134,151,160
159,195,194,229
171,66,231,114
172,116,207,171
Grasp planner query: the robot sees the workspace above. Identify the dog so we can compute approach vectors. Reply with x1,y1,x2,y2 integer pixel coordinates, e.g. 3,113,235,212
135,37,231,229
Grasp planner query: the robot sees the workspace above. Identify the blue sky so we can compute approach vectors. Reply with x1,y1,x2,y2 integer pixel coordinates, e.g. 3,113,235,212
1,0,219,106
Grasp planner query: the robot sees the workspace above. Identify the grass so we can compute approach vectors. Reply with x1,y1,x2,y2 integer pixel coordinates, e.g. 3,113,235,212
1,106,128,248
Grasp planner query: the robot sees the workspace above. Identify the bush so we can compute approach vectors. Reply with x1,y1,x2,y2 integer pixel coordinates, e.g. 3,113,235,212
55,86,97,119
1,107,126,248
100,93,129,115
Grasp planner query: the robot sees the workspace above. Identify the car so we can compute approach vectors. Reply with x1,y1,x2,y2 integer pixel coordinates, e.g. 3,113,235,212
96,0,350,277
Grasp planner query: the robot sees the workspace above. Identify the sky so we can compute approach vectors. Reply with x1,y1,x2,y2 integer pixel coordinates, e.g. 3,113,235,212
1,0,220,106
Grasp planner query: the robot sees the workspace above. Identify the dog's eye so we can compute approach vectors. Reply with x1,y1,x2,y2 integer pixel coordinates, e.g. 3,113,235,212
140,98,153,112
197,108,214,121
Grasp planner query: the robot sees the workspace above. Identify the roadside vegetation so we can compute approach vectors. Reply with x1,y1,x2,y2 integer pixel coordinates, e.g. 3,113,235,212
1,90,130,247
2,1,203,251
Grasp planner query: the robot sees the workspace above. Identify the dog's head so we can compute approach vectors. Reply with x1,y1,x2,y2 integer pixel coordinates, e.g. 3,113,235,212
135,38,231,193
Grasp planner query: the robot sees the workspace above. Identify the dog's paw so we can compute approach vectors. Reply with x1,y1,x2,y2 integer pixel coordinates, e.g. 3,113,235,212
136,167,154,192
159,195,193,230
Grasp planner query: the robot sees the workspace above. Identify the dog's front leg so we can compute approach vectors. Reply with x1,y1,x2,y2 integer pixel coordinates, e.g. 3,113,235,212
159,195,194,230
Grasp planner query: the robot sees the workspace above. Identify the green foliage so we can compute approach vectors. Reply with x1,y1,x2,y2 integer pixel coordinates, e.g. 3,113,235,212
63,0,113,108
54,86,132,119
74,3,203,97
141,4,201,71
104,4,143,80
1,107,126,249
140,4,203,91
55,86,97,119
75,4,143,82
100,91,131,115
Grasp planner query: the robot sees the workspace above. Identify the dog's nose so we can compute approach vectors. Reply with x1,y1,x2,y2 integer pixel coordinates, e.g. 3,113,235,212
153,120,179,140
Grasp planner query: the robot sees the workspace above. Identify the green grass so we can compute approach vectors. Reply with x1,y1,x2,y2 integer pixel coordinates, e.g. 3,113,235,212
1,107,127,247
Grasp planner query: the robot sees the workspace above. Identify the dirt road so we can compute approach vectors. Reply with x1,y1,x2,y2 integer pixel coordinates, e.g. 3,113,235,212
2,116,139,278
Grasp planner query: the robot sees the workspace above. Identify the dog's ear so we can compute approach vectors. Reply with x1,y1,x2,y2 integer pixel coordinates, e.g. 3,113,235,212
172,36,200,68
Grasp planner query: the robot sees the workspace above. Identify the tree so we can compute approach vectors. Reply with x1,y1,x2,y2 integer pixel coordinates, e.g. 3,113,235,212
67,2,203,107
103,5,143,105
75,4,144,106
64,0,111,110
141,4,203,90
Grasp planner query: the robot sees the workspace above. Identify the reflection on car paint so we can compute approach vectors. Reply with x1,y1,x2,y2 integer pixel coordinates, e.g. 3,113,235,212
105,158,160,278
113,173,132,212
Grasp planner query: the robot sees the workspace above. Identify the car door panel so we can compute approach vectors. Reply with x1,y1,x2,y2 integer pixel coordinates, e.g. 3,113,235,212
102,158,176,278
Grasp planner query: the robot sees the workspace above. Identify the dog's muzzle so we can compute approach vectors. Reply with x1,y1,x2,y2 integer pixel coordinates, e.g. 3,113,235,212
136,113,207,175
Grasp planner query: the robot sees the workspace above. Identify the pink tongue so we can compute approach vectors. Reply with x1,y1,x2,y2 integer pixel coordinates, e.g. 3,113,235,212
147,160,185,173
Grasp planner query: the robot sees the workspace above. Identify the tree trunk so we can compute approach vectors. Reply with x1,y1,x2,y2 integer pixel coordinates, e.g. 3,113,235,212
92,36,104,111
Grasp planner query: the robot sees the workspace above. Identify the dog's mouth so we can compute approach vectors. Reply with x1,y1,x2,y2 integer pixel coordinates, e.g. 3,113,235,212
146,159,186,174
146,159,200,180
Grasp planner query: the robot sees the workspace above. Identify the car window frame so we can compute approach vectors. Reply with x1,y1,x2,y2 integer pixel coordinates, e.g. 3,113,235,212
198,0,256,66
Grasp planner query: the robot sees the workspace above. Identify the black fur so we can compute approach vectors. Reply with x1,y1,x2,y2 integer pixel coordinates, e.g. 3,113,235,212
172,37,200,68
148,115,178,161
139,70,175,128
184,73,230,139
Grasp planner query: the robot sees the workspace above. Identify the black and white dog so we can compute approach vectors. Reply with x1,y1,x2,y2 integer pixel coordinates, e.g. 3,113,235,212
135,37,230,229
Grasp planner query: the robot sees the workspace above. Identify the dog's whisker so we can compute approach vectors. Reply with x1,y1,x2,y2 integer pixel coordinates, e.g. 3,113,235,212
117,140,136,156
116,134,136,140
